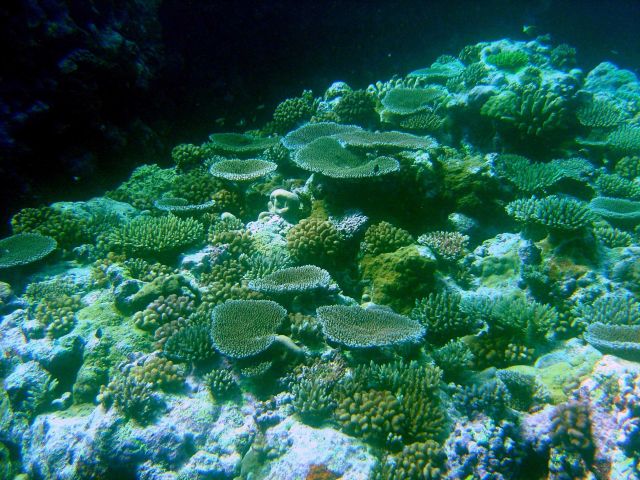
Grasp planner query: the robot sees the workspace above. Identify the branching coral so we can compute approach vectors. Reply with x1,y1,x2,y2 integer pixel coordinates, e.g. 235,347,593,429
361,221,413,255
104,214,204,257
411,291,479,345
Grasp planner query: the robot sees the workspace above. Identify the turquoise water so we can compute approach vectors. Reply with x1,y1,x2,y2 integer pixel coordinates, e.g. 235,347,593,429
1,35,640,479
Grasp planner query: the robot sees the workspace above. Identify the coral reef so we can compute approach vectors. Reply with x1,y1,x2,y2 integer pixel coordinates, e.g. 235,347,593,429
4,36,640,479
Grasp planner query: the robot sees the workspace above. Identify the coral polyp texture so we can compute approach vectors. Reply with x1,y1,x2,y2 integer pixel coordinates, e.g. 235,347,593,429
317,305,425,348
209,158,277,182
0,233,57,269
4,35,640,479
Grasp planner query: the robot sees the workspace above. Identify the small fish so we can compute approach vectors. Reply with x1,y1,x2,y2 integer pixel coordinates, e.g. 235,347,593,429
235,118,247,127
215,117,225,127
522,25,538,37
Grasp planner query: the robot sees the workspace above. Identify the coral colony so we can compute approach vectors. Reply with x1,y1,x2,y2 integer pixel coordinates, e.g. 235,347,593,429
1,37,640,479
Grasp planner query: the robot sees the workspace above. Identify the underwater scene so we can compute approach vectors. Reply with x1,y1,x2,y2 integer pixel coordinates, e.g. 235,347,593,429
2,9,640,480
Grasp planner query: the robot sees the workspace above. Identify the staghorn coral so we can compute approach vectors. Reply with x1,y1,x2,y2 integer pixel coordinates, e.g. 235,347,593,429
0,233,57,269
418,231,469,262
205,369,239,400
431,339,474,382
317,305,424,348
594,223,633,247
162,314,216,363
104,214,204,257
614,155,640,180
576,95,627,128
411,291,478,345
607,124,640,155
486,50,529,71
573,294,640,328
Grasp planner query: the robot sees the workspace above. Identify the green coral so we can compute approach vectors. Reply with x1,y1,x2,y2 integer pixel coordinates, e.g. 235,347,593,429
417,231,469,262
398,111,445,133
171,143,206,171
98,367,163,425
171,167,222,204
316,305,425,348
153,197,217,214
411,291,478,345
584,322,640,361
293,137,399,178
359,245,436,312
381,87,448,115
210,299,291,359
29,293,82,338
133,294,195,332
486,50,529,71
408,57,465,84
333,89,377,126
431,339,474,382
247,265,332,295
286,218,344,266
481,84,575,143
589,196,640,227
595,173,640,200
614,155,640,180
106,164,175,210
205,133,278,157
506,196,593,232
209,159,277,182
0,233,57,269
332,129,435,151
282,122,362,150
607,124,640,155
11,206,89,248
271,90,317,133
375,440,446,480
594,223,633,247
362,221,413,255
573,295,640,328
103,214,204,257
206,369,239,400
162,315,217,363
576,95,627,128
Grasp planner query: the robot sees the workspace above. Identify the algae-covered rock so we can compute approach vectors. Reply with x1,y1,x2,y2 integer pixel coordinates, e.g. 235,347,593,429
359,245,436,313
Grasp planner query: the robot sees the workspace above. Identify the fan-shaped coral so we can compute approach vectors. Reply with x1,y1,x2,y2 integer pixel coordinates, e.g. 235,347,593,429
293,137,399,179
247,265,332,295
317,305,425,348
0,233,57,269
210,299,291,358
209,159,277,182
